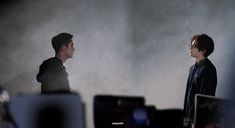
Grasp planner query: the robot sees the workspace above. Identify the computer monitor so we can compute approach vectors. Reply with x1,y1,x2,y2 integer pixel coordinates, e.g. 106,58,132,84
194,94,225,128
8,94,84,128
93,95,146,128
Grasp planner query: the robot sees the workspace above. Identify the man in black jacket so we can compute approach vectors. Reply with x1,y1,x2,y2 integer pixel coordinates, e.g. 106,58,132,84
37,33,75,94
183,34,217,128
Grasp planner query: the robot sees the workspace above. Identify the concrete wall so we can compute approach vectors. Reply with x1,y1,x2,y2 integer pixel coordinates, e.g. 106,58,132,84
1,0,235,127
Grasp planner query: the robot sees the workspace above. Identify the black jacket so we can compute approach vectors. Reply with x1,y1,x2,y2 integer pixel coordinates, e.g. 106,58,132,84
37,57,71,94
183,58,217,124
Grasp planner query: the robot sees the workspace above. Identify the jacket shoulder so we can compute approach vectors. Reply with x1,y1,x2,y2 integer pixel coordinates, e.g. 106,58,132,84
37,57,62,82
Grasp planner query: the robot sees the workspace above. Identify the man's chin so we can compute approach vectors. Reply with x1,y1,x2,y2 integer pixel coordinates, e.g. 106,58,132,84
68,55,73,58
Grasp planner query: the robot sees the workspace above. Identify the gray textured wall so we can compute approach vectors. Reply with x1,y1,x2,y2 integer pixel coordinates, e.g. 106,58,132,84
1,0,235,127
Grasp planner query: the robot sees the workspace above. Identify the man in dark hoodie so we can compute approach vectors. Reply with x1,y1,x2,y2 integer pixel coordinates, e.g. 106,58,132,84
183,34,217,128
37,33,75,94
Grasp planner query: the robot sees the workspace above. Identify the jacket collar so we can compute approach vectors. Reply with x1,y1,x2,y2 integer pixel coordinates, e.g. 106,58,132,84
196,58,208,66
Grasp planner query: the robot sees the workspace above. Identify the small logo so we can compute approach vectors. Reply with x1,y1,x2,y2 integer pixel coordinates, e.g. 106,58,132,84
112,122,124,125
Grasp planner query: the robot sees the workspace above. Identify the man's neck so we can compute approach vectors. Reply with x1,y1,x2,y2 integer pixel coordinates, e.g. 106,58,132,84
196,56,205,63
55,53,67,63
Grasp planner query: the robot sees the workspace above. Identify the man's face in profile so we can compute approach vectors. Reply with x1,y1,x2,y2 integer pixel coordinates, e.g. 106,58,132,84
189,40,204,58
64,41,75,58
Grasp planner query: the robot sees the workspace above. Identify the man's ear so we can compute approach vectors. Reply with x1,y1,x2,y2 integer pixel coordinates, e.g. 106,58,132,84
61,45,67,51
201,49,206,56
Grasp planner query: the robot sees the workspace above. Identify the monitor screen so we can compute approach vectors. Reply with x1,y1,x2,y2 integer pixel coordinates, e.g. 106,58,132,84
194,94,225,128
8,94,84,128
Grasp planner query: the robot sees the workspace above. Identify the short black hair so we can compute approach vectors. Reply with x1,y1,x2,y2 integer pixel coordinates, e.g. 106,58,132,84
190,34,214,57
52,33,73,53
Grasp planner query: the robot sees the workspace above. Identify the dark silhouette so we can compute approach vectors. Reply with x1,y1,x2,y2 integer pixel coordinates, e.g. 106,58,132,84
36,105,65,128
183,34,217,128
37,33,76,94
